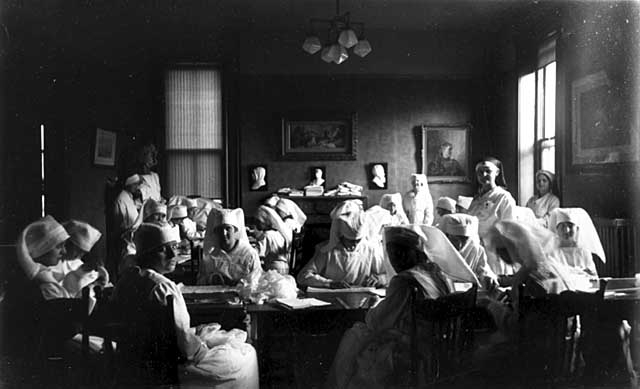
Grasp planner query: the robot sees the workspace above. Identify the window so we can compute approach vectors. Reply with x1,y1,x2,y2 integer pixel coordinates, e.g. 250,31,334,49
40,124,46,217
165,67,225,202
518,38,556,204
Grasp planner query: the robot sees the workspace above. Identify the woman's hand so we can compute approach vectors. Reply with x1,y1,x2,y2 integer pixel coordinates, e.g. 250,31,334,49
365,275,386,288
328,280,351,289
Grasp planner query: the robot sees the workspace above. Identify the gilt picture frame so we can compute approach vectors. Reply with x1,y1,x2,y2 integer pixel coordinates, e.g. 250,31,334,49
421,123,471,183
281,112,357,160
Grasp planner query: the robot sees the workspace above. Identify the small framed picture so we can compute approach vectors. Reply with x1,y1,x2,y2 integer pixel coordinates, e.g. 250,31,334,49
93,128,117,167
308,166,326,187
249,165,268,191
367,162,388,190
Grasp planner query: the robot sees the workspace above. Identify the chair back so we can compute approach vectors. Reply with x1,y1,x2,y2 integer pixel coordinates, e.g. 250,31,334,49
290,228,306,275
517,279,608,383
409,282,477,386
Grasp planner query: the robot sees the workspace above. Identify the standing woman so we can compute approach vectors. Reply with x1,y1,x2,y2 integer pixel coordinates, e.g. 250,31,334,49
137,143,163,203
403,173,434,225
525,169,560,228
467,157,517,275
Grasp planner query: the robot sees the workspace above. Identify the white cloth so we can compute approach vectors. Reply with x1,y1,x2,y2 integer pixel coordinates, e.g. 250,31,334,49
403,190,434,225
275,198,307,233
49,259,83,283
63,220,102,253
113,268,259,388
549,247,598,277
467,186,516,275
113,190,139,234
379,193,409,225
525,193,560,227
139,172,162,202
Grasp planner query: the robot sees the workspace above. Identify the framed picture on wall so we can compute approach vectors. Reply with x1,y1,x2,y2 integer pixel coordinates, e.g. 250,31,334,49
367,162,388,190
249,165,268,191
93,128,117,167
421,123,471,183
281,111,357,160
571,71,639,165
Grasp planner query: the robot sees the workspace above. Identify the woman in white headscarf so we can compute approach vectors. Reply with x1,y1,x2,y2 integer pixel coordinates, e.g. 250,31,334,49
275,198,307,233
525,170,560,228
467,157,517,275
252,205,292,274
297,202,388,289
61,220,109,297
379,193,409,225
327,225,478,388
137,143,163,202
199,208,262,286
113,222,259,388
5,216,84,356
439,213,499,293
547,208,604,277
402,174,434,225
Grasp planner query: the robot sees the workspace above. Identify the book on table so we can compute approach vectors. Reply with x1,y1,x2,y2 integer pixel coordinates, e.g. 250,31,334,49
306,286,386,297
274,297,332,310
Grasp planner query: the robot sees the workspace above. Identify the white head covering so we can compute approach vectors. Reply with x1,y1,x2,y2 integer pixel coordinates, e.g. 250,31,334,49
134,222,180,256
264,194,280,208
182,198,198,209
25,215,70,259
63,220,102,252
251,166,267,190
410,173,428,190
168,204,188,220
513,206,538,226
436,196,457,213
275,198,307,227
548,208,606,263
255,205,292,245
17,216,69,282
203,208,248,254
439,214,479,238
142,199,167,221
363,205,392,242
456,195,473,211
383,225,479,284
124,174,141,187
379,193,408,219
484,219,558,270
323,202,367,252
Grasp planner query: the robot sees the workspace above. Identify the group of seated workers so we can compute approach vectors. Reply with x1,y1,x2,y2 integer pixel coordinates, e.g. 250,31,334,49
6,215,259,387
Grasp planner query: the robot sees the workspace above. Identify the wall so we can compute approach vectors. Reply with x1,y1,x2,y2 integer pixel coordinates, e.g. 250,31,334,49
238,75,493,216
557,2,640,218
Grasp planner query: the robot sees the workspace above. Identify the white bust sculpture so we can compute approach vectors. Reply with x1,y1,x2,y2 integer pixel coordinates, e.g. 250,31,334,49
251,166,266,190
371,164,386,188
309,168,325,186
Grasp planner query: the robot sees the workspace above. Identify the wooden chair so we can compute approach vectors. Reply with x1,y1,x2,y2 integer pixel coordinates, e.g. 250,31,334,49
290,228,305,276
409,282,478,387
517,280,608,385
82,286,182,387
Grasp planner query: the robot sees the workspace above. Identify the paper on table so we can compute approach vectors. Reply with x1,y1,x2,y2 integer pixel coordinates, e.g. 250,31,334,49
182,285,239,294
274,297,332,310
306,286,386,297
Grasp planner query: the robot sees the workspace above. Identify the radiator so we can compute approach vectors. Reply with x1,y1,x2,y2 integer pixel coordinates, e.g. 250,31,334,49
593,218,638,278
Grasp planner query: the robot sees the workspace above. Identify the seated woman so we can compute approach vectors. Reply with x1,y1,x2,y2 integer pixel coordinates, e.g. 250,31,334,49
251,205,292,274
439,213,499,293
525,169,560,228
113,222,259,388
296,204,388,289
434,196,456,226
275,198,307,233
467,157,517,275
198,208,262,286
5,216,83,357
548,208,604,277
379,193,409,225
61,220,109,297
326,225,478,388
168,204,199,240
403,173,434,225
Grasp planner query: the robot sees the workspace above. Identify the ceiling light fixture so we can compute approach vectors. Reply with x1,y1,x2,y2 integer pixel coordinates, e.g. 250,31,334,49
302,0,372,64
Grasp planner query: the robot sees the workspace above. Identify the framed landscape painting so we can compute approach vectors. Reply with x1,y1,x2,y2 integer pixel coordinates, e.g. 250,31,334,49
281,112,357,160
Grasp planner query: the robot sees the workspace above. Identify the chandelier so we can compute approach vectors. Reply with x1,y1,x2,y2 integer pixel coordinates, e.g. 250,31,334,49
301,0,372,64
